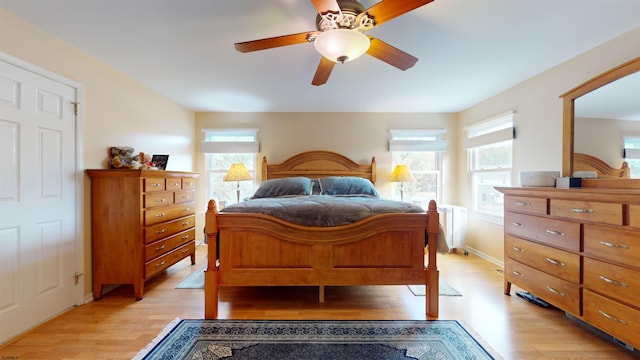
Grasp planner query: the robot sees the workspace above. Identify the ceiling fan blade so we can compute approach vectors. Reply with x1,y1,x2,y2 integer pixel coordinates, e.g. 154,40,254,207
366,37,418,71
310,0,341,14
358,0,434,27
312,57,336,86
235,31,319,53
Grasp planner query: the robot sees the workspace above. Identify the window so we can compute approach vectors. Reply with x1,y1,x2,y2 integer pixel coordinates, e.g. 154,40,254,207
624,136,640,179
201,129,259,206
464,111,515,222
389,129,446,206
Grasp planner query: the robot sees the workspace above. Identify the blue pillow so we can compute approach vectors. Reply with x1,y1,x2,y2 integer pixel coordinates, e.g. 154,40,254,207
319,176,379,197
250,177,312,199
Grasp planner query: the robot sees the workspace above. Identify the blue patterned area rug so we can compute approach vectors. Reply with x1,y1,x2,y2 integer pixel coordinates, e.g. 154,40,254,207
135,319,498,360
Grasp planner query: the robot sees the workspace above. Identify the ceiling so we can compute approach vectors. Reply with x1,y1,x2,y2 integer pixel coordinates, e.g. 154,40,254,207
2,0,639,113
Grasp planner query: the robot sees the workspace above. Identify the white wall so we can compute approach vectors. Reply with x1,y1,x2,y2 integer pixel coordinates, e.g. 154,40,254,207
457,27,640,263
1,8,196,298
195,111,459,200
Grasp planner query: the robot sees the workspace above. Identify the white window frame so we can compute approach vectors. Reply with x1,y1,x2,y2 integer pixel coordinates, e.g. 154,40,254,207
465,111,515,224
201,129,259,207
389,129,446,206
623,135,640,178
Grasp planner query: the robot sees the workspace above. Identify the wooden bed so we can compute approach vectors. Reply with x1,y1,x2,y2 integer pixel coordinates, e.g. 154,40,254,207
204,150,440,319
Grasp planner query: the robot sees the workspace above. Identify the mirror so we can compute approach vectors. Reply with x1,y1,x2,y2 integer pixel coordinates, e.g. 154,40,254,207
561,57,640,188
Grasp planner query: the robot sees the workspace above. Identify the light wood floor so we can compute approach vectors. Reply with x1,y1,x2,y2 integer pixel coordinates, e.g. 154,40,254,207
1,244,637,359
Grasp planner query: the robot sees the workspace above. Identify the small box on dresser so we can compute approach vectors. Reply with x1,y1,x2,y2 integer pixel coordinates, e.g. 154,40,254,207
87,169,199,300
496,186,640,350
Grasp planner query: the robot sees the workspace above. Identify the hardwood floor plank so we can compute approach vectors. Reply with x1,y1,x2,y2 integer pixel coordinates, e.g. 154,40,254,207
0,245,636,359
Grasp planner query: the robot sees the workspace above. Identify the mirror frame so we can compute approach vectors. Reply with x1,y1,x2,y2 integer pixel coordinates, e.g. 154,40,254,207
560,57,640,187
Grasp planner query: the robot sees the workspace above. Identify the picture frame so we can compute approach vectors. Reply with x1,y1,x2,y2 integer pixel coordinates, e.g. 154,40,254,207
152,155,169,170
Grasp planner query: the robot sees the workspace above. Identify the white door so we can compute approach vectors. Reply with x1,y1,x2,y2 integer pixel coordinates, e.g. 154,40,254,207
0,57,79,344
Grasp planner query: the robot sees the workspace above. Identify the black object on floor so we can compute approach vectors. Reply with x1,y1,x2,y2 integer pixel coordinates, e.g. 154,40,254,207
516,291,550,308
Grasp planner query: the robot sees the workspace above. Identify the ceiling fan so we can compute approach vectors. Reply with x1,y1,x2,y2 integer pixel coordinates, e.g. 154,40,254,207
234,0,435,86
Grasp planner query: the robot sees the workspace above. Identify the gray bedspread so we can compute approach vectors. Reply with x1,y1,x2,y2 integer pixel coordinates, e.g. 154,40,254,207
219,195,425,227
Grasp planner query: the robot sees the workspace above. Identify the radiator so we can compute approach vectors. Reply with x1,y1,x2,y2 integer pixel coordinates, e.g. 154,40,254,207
438,205,468,252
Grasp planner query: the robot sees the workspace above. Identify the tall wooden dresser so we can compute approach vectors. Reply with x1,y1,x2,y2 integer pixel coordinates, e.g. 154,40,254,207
496,187,640,349
87,169,199,300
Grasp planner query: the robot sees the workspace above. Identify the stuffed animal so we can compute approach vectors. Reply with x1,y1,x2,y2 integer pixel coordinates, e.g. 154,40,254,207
109,146,135,168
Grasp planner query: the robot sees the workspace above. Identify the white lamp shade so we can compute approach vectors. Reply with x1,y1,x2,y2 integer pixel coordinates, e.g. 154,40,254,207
314,29,370,63
390,165,416,182
223,163,252,182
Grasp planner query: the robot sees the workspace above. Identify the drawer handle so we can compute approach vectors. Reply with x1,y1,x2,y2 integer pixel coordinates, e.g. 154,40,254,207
546,229,566,236
155,213,166,218
545,257,565,267
155,244,166,251
599,275,628,288
155,198,166,203
599,241,629,250
511,271,523,277
182,248,190,253
571,208,595,214
183,207,191,212
155,229,166,234
512,246,525,253
515,201,531,207
182,221,190,226
181,195,190,199
512,222,524,227
150,183,161,187
598,310,628,325
545,286,565,297
182,235,190,239
171,182,180,186
156,261,166,267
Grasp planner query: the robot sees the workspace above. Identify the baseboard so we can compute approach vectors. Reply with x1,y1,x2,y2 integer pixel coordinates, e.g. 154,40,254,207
461,246,504,268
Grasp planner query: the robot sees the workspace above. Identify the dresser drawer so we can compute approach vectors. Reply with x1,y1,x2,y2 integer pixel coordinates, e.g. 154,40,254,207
145,215,196,244
631,205,640,228
145,241,195,278
505,212,581,252
144,229,196,261
584,224,640,266
166,178,182,190
583,290,640,349
505,260,581,315
504,195,547,215
550,199,622,226
144,191,174,208
175,190,196,204
144,177,165,192
182,178,196,190
505,235,580,284
584,257,640,308
145,204,196,226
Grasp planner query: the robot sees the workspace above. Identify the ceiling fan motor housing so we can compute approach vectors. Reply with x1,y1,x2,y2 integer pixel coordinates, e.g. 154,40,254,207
315,0,367,31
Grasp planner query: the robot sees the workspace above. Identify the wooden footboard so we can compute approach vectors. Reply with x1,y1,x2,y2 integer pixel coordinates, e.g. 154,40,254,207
204,199,440,319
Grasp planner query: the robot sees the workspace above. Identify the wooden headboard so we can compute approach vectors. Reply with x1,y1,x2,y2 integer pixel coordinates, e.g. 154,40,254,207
262,150,376,183
574,153,630,178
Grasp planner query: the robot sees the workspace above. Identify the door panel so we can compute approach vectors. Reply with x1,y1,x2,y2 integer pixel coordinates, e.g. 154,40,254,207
0,58,78,344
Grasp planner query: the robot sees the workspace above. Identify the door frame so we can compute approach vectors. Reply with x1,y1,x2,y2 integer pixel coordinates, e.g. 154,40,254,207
1,51,86,306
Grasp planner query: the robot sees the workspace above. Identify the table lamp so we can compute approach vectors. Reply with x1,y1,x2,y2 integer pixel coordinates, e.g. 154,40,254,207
223,163,252,202
390,164,415,202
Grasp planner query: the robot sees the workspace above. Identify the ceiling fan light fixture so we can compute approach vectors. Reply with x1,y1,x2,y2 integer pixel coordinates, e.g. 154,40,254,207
314,29,370,64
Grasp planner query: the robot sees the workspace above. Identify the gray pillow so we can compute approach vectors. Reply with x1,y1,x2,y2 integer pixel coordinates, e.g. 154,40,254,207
319,176,379,197
250,177,312,199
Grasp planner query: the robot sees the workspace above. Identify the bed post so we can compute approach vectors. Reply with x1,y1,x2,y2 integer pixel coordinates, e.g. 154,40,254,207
204,199,220,319
426,200,440,319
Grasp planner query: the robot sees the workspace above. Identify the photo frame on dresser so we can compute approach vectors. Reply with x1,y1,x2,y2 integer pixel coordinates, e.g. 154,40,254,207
152,154,169,170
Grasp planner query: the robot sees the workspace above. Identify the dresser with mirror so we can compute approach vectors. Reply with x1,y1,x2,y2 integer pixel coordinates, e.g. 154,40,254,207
498,57,640,350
